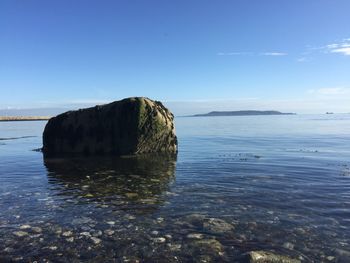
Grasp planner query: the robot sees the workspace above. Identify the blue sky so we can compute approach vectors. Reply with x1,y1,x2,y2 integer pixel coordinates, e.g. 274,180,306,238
1,0,350,114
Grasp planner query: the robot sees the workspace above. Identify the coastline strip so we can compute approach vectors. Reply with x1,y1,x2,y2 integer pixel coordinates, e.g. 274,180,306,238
0,116,51,122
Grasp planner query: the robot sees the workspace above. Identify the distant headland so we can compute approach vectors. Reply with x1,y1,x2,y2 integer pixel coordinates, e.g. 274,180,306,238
0,116,51,122
189,110,296,117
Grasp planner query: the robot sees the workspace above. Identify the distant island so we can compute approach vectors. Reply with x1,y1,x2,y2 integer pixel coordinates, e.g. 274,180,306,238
189,110,296,117
0,116,51,122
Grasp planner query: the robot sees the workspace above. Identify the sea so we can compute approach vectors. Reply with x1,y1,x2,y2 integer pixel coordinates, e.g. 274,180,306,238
1,114,350,262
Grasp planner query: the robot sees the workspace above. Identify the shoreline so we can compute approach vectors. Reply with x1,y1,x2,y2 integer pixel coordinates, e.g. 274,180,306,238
0,116,51,122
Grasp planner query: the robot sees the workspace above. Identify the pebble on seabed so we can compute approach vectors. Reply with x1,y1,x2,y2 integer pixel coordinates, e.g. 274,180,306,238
66,237,74,242
13,231,28,237
283,242,295,250
167,243,182,251
151,230,159,236
91,237,102,245
246,250,301,263
190,239,224,255
152,237,166,243
92,230,103,237
32,227,43,233
19,225,31,230
203,218,235,234
80,232,91,237
187,233,204,239
62,231,73,237
104,229,115,236
156,217,164,223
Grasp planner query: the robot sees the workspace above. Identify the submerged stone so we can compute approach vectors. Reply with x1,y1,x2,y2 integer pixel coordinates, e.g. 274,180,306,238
19,225,31,230
43,97,177,156
189,238,225,257
125,193,138,198
152,237,166,243
66,237,74,242
203,218,235,234
187,233,204,239
282,242,294,250
31,227,43,233
62,231,73,237
91,237,102,245
104,229,115,236
246,250,301,263
13,231,29,237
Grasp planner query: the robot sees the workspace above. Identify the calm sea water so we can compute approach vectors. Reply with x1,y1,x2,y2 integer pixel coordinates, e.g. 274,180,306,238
1,114,350,262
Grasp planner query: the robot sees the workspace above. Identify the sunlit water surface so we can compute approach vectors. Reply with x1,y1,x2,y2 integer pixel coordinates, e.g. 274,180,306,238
1,114,350,262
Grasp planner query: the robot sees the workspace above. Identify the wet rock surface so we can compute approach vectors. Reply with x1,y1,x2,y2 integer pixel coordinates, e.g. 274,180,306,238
43,97,177,156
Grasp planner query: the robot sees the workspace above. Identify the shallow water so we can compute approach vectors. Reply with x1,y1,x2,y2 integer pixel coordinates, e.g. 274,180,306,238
1,115,350,262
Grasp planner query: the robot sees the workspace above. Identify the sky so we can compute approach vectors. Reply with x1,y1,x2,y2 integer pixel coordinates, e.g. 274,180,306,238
1,0,350,115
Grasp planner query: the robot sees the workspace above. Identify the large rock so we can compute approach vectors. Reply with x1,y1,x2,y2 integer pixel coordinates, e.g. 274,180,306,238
43,97,177,156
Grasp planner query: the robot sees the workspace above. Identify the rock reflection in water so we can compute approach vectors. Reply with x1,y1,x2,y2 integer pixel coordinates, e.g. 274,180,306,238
44,154,177,212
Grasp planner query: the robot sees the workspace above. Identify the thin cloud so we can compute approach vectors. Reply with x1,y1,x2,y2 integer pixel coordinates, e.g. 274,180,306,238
324,38,350,56
302,38,350,59
330,47,350,56
217,52,253,56
217,37,350,62
296,57,309,62
308,87,350,96
260,52,287,56
217,51,287,56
